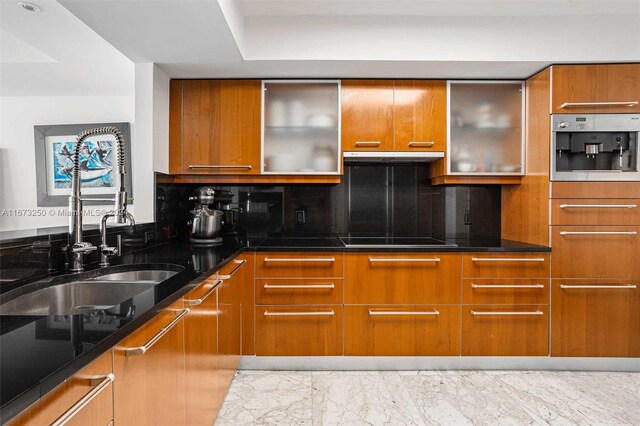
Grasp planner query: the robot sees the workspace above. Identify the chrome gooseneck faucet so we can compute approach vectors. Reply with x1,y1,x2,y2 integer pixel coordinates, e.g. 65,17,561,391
67,126,134,272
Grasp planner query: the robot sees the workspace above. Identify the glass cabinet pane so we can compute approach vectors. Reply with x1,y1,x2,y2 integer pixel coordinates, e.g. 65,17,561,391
448,82,523,175
263,81,340,174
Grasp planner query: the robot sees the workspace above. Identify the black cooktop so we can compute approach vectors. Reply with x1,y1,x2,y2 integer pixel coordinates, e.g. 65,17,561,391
339,234,457,248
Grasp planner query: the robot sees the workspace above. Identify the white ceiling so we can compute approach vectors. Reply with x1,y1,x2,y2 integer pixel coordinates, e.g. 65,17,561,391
0,0,134,96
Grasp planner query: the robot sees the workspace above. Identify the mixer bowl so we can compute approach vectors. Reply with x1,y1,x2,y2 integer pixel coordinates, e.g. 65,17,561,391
191,210,224,239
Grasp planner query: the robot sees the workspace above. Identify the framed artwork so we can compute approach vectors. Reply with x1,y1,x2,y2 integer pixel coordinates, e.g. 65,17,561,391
34,122,133,207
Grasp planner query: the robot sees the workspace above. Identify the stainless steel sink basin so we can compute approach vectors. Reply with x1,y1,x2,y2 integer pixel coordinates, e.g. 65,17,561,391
0,266,182,316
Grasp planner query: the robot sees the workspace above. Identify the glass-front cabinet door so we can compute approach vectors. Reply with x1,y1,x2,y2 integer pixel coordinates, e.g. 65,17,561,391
448,81,524,175
262,80,341,174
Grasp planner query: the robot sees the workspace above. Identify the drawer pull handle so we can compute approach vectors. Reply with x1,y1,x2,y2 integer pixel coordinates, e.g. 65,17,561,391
471,284,545,289
369,257,440,262
125,309,189,356
369,310,440,316
470,310,544,316
408,141,435,147
560,284,637,289
559,204,637,209
188,164,253,170
471,257,546,262
560,101,639,108
263,310,334,317
559,231,637,236
355,141,381,147
264,257,336,262
217,259,247,279
185,280,222,305
263,283,335,289
51,373,115,426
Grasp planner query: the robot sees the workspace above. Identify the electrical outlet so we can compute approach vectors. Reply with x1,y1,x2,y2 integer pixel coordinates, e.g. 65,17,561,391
464,210,472,225
295,209,306,225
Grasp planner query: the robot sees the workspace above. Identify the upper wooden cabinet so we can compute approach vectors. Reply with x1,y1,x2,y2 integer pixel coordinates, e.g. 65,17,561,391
551,64,640,114
394,80,447,151
341,80,394,150
171,79,261,175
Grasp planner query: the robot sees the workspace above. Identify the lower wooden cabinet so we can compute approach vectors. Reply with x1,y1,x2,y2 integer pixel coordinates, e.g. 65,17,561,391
461,305,549,356
344,305,460,356
462,279,549,305
551,280,640,357
7,352,114,426
217,261,244,390
255,306,343,356
113,300,187,425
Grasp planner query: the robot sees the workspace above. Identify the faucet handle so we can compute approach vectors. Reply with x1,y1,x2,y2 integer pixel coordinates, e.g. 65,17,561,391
101,246,118,256
72,242,97,254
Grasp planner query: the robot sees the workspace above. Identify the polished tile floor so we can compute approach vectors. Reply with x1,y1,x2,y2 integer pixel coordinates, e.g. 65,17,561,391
216,370,640,425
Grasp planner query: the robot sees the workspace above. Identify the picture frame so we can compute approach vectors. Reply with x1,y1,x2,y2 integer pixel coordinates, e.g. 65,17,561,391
34,122,133,207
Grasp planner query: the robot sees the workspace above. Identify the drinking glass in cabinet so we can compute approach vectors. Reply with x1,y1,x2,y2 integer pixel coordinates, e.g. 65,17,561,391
262,80,341,174
448,81,524,175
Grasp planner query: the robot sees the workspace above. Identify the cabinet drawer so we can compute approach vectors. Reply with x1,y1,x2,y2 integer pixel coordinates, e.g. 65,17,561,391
8,352,114,426
256,278,343,305
551,279,640,357
255,252,343,278
551,226,640,278
344,305,460,356
551,199,640,225
462,279,549,305
463,253,549,278
345,253,461,304
462,305,549,356
551,182,640,199
255,306,343,356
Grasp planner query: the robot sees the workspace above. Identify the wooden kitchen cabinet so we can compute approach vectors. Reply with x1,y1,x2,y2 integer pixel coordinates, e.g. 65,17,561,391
173,79,261,175
217,259,246,389
341,80,394,150
344,305,460,356
237,254,256,355
551,198,640,226
462,278,549,305
551,279,640,357
463,253,550,279
551,64,640,114
7,352,114,426
256,278,344,305
344,252,461,304
113,299,187,425
255,252,344,278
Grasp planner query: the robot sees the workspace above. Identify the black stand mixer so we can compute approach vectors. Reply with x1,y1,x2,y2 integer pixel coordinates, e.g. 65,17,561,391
188,187,224,246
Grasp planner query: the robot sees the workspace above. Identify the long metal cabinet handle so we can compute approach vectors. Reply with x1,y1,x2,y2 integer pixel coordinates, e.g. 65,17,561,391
185,280,222,306
408,141,435,147
355,141,381,147
51,374,115,426
263,283,335,289
263,257,335,262
471,284,545,289
188,165,253,170
560,284,637,289
125,309,190,356
369,310,440,316
559,204,637,209
369,257,440,262
560,101,639,108
263,310,334,317
559,231,637,236
470,310,544,316
471,257,546,262
217,259,247,279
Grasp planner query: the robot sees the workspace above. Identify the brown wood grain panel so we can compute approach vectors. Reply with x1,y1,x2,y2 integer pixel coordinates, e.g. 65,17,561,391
344,252,461,304
502,68,551,245
169,79,183,174
462,278,549,305
217,265,243,392
256,278,343,305
431,175,523,185
236,254,256,356
550,226,640,278
551,198,640,225
344,305,460,356
255,252,344,278
462,305,549,356
341,80,394,151
462,253,550,278
551,279,640,357
255,306,343,356
551,182,640,199
8,352,114,426
171,174,341,184
113,300,186,425
393,80,447,151
551,64,640,114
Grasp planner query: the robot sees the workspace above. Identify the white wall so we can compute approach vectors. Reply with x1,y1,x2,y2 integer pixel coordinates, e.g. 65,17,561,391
0,96,135,231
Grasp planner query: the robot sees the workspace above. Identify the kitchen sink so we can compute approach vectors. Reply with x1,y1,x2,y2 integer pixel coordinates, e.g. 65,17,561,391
0,265,183,316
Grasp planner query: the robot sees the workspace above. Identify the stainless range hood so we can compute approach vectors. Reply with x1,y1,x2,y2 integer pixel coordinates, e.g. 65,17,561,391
343,151,444,163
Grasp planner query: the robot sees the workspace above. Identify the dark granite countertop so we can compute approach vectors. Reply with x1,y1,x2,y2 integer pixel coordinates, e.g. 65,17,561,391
0,238,244,424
